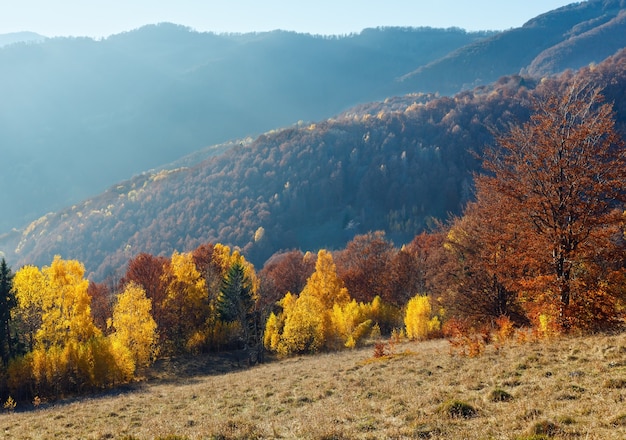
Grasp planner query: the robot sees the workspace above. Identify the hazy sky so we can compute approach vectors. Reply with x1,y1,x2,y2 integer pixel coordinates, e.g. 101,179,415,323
2,0,576,38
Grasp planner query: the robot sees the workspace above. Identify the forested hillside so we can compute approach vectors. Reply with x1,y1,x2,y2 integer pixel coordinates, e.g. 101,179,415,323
2,48,625,281
400,0,626,93
3,0,626,234
0,25,488,231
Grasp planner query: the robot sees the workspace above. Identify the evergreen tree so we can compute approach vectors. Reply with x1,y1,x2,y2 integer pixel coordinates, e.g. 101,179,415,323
218,262,261,363
0,258,16,364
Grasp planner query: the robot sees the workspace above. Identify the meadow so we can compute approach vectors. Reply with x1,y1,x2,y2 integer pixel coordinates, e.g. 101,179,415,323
0,332,625,439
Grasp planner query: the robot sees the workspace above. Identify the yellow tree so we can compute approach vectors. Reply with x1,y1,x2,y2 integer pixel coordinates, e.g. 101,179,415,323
162,251,208,353
300,249,349,309
267,250,356,354
108,282,158,369
14,256,100,349
404,295,440,341
11,257,106,397
278,293,326,354
12,265,46,351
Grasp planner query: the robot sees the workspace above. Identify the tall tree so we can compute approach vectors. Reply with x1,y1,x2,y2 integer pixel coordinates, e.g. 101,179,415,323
162,251,207,353
0,258,16,363
217,261,261,363
13,256,100,349
258,250,315,311
479,78,626,329
335,232,396,304
109,282,158,369
120,253,170,332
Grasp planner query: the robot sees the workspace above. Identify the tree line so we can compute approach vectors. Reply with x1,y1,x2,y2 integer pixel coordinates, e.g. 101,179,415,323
0,74,624,404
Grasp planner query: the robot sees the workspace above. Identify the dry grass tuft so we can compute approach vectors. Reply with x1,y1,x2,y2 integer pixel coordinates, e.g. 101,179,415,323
0,332,624,439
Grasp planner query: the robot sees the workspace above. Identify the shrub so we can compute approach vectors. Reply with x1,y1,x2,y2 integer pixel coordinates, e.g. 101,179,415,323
438,400,477,419
489,388,513,402
404,295,441,340
528,420,560,437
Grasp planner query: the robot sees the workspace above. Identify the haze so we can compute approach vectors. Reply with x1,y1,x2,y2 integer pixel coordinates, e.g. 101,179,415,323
2,0,575,38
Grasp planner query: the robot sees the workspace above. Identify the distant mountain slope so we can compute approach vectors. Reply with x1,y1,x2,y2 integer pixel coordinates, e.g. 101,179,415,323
399,0,626,94
0,32,46,47
526,9,626,76
3,47,624,280
0,25,487,232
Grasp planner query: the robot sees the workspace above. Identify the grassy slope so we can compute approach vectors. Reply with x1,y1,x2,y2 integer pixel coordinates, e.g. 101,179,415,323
1,333,625,439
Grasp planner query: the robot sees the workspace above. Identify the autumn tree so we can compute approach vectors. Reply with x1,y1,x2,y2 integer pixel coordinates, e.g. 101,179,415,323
13,256,100,349
0,258,17,363
161,251,208,353
478,78,626,330
120,253,169,333
441,189,527,325
258,250,315,311
11,265,44,352
390,232,446,307
88,281,113,333
109,282,158,369
404,294,441,341
335,231,396,304
266,249,375,354
9,257,129,398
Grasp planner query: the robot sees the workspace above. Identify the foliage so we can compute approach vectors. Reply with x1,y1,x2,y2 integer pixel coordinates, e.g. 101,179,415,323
478,77,626,330
13,257,101,350
109,282,158,368
264,250,382,355
161,251,208,354
0,258,17,364
404,295,441,341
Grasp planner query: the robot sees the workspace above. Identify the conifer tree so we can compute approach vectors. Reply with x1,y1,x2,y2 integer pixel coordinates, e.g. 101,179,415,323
0,258,16,364
217,261,262,363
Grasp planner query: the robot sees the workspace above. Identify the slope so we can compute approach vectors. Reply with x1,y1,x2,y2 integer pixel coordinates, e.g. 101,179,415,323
0,25,487,232
399,0,626,94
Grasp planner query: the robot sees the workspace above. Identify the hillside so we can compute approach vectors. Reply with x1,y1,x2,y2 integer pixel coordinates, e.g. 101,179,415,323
0,82,523,280
400,0,626,93
1,333,625,439
0,25,488,232
2,46,625,281
3,1,626,234
0,32,46,47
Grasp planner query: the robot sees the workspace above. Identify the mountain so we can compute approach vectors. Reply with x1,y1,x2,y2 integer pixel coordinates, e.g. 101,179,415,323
526,8,626,76
0,32,46,47
0,25,489,232
3,47,625,281
399,0,626,93
3,2,626,235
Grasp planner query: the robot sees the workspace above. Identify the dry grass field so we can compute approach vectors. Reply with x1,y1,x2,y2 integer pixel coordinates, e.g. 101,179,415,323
0,331,625,440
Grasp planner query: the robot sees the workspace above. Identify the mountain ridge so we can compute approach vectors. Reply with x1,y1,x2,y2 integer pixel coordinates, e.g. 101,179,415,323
3,46,625,281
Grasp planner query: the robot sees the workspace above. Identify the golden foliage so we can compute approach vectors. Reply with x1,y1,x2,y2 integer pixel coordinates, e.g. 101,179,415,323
109,282,158,368
404,295,440,341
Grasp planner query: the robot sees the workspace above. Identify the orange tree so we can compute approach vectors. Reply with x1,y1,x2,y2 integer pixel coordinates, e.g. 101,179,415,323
477,78,626,330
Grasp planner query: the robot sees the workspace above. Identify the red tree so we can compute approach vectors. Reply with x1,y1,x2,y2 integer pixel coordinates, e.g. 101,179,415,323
119,253,170,331
477,78,626,330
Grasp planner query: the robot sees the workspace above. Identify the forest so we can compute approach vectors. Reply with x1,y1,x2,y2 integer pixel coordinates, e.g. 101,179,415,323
3,47,626,284
0,0,624,236
0,71,624,403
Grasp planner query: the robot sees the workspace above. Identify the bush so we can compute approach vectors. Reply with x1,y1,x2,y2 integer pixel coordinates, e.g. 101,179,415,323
489,388,513,402
438,400,477,419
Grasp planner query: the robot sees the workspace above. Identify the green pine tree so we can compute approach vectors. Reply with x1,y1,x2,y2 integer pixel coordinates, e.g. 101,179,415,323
0,258,17,364
218,262,262,363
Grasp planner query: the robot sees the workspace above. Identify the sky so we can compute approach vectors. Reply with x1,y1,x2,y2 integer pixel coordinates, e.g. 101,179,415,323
1,0,577,39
